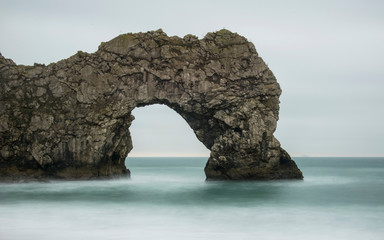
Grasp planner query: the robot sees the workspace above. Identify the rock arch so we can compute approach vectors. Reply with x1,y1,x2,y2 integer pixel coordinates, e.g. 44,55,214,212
0,29,303,181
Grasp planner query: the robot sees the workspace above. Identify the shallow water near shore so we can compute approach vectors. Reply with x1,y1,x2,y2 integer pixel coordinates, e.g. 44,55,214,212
1,157,384,240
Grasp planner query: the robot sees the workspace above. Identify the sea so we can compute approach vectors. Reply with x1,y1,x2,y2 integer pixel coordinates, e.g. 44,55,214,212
0,157,383,240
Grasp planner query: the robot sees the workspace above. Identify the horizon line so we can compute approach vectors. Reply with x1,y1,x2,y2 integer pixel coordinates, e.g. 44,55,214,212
127,154,384,158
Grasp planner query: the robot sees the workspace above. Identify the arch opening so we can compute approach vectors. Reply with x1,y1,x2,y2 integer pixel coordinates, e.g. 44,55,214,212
125,104,210,179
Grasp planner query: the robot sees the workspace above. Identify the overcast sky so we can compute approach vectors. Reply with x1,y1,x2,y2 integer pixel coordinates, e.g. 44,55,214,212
1,0,383,157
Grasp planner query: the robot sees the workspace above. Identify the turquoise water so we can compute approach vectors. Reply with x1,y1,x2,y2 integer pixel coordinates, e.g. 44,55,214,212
1,157,384,240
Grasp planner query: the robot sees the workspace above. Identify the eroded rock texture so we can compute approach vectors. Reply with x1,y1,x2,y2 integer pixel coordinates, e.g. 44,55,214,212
0,29,303,181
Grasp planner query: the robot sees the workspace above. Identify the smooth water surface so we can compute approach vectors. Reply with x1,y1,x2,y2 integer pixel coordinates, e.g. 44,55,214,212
1,157,383,240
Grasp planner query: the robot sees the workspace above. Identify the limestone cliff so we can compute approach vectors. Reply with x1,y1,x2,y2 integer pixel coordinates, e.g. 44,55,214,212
0,29,303,181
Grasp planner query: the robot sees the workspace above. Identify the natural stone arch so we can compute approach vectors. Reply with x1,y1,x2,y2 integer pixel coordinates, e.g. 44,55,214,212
0,29,303,181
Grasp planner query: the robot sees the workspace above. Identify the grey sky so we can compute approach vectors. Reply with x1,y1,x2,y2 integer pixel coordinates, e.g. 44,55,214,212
1,0,383,157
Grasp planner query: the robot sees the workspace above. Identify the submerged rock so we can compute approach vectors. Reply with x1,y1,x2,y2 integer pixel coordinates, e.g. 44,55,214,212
0,29,303,181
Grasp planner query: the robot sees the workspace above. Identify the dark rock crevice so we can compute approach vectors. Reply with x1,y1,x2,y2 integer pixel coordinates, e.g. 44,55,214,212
0,29,303,181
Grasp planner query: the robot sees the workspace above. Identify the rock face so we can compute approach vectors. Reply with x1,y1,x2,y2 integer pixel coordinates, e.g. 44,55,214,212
0,29,303,181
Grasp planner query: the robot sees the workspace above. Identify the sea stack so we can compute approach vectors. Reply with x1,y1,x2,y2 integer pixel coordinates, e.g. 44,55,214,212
0,29,303,181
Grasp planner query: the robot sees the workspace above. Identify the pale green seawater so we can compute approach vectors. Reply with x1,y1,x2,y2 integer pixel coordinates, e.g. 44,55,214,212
1,157,383,240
